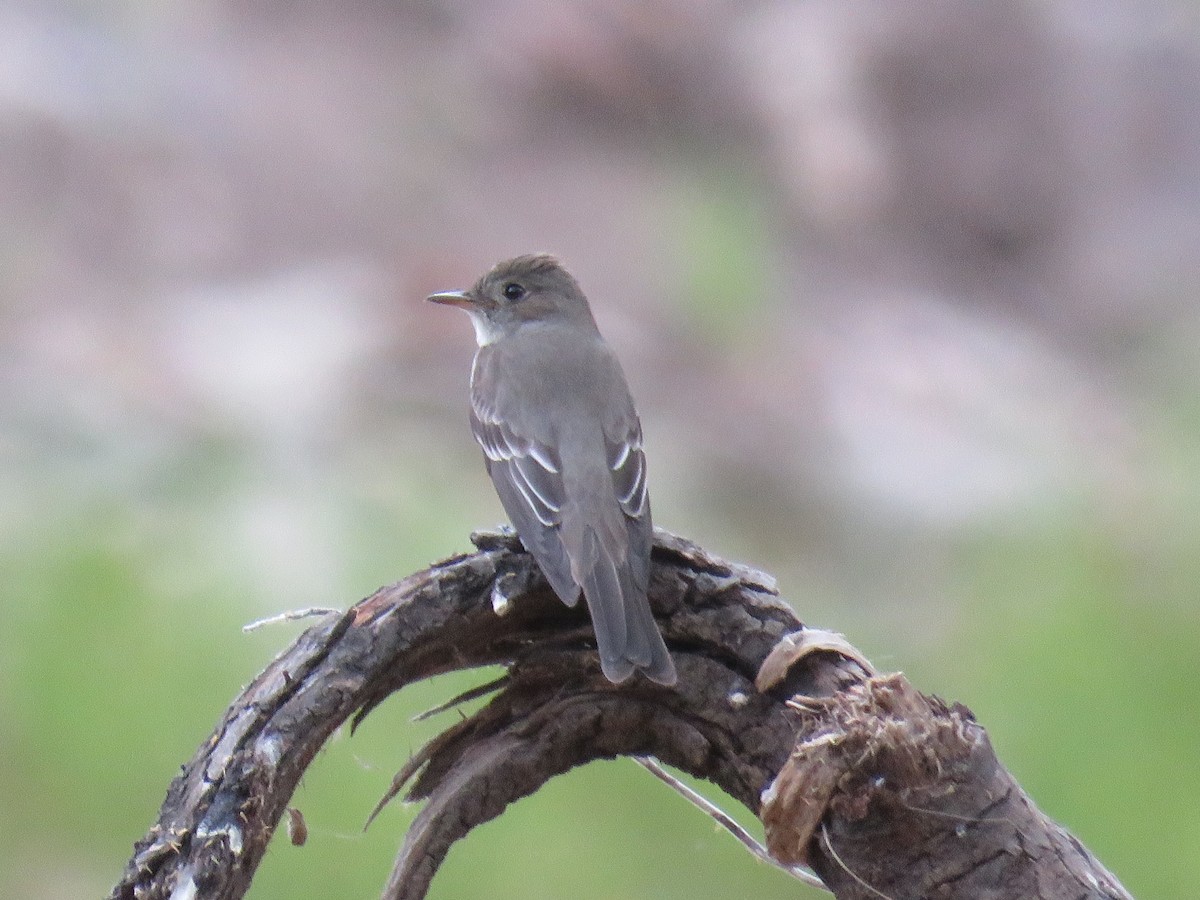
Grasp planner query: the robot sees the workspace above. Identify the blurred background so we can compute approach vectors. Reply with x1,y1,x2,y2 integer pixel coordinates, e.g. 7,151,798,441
2,0,1199,897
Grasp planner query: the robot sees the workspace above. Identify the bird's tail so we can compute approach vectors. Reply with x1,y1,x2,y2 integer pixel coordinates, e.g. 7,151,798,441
578,532,677,686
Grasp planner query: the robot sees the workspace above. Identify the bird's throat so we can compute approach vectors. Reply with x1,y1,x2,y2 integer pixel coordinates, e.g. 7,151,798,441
468,312,501,347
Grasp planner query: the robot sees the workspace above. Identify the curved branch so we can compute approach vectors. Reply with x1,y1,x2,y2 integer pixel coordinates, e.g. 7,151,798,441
109,529,1131,900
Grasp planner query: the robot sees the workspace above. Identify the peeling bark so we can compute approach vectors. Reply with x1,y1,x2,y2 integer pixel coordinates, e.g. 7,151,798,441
110,529,1132,900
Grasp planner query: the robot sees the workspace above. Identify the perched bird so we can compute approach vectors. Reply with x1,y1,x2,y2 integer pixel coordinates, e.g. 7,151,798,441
428,254,677,685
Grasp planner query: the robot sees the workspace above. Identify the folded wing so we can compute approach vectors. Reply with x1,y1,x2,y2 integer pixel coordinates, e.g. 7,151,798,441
471,403,580,607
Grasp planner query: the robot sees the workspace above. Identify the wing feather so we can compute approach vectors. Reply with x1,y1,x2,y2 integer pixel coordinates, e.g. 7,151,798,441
470,403,578,606
607,418,648,517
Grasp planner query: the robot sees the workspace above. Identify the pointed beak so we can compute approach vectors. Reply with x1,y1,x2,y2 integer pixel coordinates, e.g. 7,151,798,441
426,289,474,309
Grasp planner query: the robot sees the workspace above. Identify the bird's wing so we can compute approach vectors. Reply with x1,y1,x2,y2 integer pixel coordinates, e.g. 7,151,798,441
602,413,674,684
606,416,648,519
605,414,654,594
470,402,580,607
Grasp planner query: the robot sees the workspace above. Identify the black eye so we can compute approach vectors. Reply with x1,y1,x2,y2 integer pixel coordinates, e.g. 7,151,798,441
502,282,526,301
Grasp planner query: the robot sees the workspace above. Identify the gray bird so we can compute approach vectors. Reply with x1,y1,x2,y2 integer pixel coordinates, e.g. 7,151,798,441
428,254,677,685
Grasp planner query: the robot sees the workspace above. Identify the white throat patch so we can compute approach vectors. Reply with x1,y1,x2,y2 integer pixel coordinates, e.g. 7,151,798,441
468,311,502,347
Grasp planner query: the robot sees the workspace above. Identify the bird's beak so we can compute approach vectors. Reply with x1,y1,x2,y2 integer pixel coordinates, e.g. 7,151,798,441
426,290,475,309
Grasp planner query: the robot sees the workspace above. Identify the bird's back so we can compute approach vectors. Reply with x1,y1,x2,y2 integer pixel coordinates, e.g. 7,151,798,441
470,322,673,684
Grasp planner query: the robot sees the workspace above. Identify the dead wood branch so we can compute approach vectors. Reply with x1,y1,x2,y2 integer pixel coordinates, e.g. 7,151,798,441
110,529,1132,900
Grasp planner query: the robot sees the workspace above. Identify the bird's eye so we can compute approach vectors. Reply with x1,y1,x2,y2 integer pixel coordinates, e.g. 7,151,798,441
501,282,526,302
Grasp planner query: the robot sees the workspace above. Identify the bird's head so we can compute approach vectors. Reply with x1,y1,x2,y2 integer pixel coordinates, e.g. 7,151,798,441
428,254,596,346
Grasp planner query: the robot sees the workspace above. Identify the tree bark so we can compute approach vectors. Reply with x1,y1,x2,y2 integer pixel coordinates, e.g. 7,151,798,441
109,529,1132,900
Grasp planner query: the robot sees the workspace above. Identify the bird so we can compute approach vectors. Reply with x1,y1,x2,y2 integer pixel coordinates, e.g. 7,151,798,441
428,254,677,685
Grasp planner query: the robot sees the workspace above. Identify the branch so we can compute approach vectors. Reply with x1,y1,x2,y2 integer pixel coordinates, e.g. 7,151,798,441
109,529,1132,900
